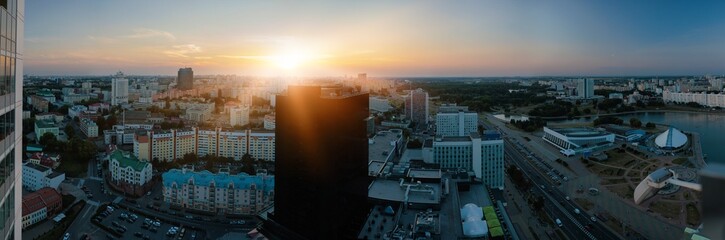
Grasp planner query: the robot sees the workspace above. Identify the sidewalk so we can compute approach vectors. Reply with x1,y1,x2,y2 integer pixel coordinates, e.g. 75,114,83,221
502,176,553,240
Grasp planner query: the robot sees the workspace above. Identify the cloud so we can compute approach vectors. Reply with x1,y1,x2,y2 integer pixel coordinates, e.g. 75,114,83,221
124,28,176,40
165,44,202,58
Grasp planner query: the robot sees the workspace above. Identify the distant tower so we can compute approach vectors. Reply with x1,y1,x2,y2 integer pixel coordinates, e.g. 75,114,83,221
577,78,595,99
357,73,368,92
111,71,129,105
177,67,194,90
406,88,430,127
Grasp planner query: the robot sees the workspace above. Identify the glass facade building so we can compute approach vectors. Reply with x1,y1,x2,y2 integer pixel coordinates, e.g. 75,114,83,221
0,0,22,239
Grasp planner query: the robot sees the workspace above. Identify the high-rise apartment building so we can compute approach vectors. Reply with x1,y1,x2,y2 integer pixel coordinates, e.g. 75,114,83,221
111,71,129,105
576,78,595,99
229,106,250,127
405,88,429,127
435,110,478,137
262,86,370,239
1,0,23,238
177,67,194,90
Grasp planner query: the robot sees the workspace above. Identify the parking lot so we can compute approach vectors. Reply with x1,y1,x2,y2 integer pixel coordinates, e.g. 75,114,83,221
93,205,203,240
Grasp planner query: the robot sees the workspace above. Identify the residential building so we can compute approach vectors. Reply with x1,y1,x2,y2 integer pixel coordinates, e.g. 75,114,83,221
21,162,65,191
109,150,153,195
34,120,59,140
21,188,62,229
185,107,212,122
263,114,275,130
111,71,129,105
68,105,88,119
177,67,194,90
136,128,276,162
261,86,370,239
161,169,274,215
422,131,505,189
577,78,595,99
29,95,49,112
27,153,60,169
133,132,150,161
62,94,92,104
663,91,725,108
435,110,478,137
405,88,429,126
230,106,250,127
79,118,98,138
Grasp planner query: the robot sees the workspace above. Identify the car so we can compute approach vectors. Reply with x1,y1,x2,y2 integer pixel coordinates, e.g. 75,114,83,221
185,215,193,219
142,236,150,240
574,208,581,214
106,234,115,240
150,227,158,233
134,232,143,237
565,196,570,200
555,218,563,227
112,221,121,227
116,227,126,233
153,221,161,227
63,233,70,240
153,197,160,201
141,224,149,229
590,216,597,222
147,192,151,196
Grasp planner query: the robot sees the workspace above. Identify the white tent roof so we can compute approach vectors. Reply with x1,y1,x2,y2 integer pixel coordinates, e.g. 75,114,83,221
462,219,488,237
460,203,483,220
655,127,687,149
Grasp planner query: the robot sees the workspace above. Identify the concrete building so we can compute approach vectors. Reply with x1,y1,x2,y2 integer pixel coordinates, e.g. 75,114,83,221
161,169,274,215
423,131,504,189
177,67,194,90
601,124,645,142
68,105,88,119
29,95,49,112
21,188,62,229
79,118,98,138
230,106,250,127
135,128,276,162
62,94,92,104
263,114,275,130
663,90,725,108
109,150,153,186
111,71,129,105
34,120,59,140
435,110,478,137
21,163,65,191
185,107,212,122
405,88,429,126
367,130,404,177
577,78,595,99
542,127,615,154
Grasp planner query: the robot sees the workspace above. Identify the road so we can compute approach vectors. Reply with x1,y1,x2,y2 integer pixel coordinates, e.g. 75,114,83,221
504,137,621,240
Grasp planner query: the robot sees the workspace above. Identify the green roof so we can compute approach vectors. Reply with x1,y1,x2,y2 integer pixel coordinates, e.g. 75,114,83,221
487,219,501,228
485,212,498,222
490,226,504,237
35,120,56,129
111,150,149,171
483,206,496,214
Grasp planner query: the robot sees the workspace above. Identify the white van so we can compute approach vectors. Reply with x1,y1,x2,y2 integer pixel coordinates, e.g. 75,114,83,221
555,218,563,227
574,208,580,214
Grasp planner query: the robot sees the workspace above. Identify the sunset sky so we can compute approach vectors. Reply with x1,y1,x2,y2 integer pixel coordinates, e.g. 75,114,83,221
25,0,725,76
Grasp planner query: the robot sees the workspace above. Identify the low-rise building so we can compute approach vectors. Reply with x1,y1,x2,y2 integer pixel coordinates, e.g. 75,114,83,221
68,105,88,119
22,162,65,191
34,120,59,140
542,127,615,154
62,94,92,104
162,169,274,215
27,152,61,169
22,188,62,229
108,150,152,191
80,118,99,138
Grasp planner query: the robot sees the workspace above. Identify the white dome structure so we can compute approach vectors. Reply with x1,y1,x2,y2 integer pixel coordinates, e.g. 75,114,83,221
655,127,688,150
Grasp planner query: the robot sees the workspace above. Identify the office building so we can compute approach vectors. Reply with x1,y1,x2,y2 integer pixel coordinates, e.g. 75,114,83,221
576,78,595,99
405,88,429,127
111,71,129,105
230,106,250,127
79,118,98,138
177,67,194,90
422,131,505,189
261,86,370,239
21,188,62,229
435,110,478,137
21,163,65,191
162,169,274,215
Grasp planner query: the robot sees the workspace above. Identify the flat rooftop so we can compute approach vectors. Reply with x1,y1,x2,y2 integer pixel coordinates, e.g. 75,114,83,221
369,130,402,162
368,179,441,205
407,169,442,180
368,160,387,176
548,127,612,138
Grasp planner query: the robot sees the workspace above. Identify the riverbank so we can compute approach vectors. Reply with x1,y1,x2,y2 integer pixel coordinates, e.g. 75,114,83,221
497,108,725,121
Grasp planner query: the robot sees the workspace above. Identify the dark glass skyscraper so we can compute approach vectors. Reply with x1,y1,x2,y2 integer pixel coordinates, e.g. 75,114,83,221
0,0,22,239
264,86,370,240
177,67,193,90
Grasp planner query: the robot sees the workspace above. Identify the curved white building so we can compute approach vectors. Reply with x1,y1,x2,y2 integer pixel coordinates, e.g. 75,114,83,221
654,127,687,150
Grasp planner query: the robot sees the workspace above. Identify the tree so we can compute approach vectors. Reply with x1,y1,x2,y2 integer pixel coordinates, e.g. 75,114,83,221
39,132,58,146
64,125,75,139
241,153,256,175
645,122,656,129
629,118,642,128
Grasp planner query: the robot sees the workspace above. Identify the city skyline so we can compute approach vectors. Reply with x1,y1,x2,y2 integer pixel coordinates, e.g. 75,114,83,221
25,1,725,77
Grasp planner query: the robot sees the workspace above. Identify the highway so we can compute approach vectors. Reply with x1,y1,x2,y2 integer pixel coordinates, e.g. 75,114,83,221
504,137,622,240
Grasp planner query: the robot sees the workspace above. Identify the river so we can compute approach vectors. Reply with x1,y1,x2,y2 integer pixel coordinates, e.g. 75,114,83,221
549,112,725,164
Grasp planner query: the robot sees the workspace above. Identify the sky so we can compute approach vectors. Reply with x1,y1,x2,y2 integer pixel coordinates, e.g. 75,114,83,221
24,0,725,77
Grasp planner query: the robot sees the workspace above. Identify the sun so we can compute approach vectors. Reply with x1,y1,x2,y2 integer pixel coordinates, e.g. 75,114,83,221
272,53,306,70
